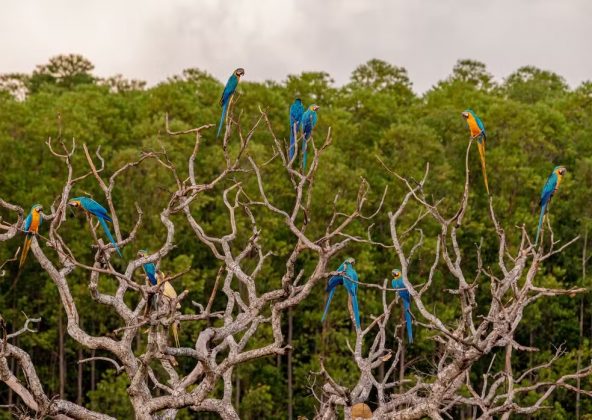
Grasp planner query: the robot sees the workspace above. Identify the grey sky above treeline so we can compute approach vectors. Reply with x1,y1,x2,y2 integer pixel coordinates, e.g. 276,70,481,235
1,0,590,93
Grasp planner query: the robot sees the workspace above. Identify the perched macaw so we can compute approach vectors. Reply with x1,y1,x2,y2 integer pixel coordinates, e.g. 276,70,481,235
217,68,245,138
68,197,122,256
157,271,180,347
462,109,490,194
321,257,361,330
19,204,43,268
289,98,304,161
535,166,566,245
391,269,413,344
300,104,319,170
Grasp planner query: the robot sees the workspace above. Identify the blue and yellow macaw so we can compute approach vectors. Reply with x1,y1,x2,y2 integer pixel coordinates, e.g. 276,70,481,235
68,197,122,256
289,98,304,161
391,269,413,344
321,257,361,330
19,204,43,268
217,68,245,138
535,166,566,245
462,109,490,194
300,104,319,170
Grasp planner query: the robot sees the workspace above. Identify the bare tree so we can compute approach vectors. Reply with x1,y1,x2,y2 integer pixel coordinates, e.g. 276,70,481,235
0,107,590,420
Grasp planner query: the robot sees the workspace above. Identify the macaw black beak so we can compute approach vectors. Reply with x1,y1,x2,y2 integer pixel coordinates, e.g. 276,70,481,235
462,112,469,119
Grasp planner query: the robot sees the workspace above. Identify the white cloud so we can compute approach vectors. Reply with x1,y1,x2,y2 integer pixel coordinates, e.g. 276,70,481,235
0,0,589,92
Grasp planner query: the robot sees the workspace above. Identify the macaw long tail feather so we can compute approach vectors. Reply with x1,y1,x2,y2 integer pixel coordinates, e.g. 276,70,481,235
351,294,361,330
535,203,547,245
321,288,336,323
98,217,122,256
289,122,297,160
477,142,490,195
19,235,33,269
403,302,413,344
171,322,180,347
302,137,308,170
217,102,229,138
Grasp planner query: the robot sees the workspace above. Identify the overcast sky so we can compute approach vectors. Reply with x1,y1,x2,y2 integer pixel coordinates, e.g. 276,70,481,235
1,0,590,93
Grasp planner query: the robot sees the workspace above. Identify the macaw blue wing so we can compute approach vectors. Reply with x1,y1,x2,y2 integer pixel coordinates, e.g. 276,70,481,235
217,75,239,138
475,114,486,139
392,278,413,343
220,75,238,106
79,197,113,222
540,173,558,207
143,262,158,286
535,172,558,244
24,213,32,233
289,100,304,160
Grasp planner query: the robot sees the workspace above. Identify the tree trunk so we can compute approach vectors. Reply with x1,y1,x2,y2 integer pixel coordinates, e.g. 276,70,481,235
59,308,65,399
288,307,293,420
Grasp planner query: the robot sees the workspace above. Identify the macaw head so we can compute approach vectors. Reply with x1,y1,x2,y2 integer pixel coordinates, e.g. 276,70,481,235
234,68,245,78
137,249,149,258
67,199,82,209
461,109,474,120
310,104,320,112
30,204,43,214
392,268,402,279
554,166,567,177
294,98,302,105
345,257,356,266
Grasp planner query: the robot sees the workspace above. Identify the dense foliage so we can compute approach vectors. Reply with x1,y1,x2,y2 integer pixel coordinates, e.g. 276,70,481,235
1,55,592,418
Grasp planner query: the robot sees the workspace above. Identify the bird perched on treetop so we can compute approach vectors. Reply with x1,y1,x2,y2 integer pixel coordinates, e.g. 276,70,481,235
217,68,245,138
68,197,122,256
289,98,304,161
535,165,566,245
19,204,43,268
462,109,490,194
391,269,413,344
301,104,320,170
321,257,361,330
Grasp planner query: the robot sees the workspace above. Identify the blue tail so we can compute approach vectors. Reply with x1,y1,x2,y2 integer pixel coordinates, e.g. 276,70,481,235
217,102,229,138
403,300,413,344
351,292,361,330
321,287,337,323
289,122,298,161
535,204,547,245
98,217,122,256
302,136,308,170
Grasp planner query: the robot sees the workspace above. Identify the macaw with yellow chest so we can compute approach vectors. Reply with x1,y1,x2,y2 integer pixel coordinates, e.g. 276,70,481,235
535,166,566,245
462,109,490,194
391,269,413,344
19,204,43,268
217,68,245,138
68,197,122,256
